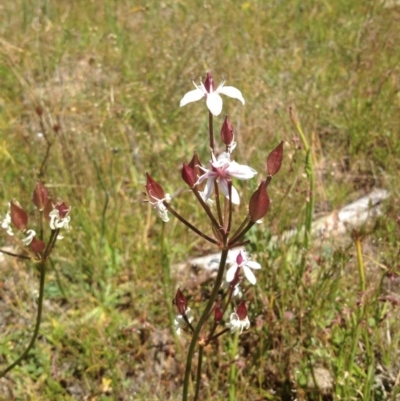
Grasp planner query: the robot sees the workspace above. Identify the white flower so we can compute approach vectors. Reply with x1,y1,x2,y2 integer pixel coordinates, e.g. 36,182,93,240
232,283,243,298
225,310,250,334
174,307,193,335
49,208,71,230
1,209,14,236
145,173,171,223
197,152,257,205
22,229,36,246
226,251,261,285
179,72,245,116
147,193,171,223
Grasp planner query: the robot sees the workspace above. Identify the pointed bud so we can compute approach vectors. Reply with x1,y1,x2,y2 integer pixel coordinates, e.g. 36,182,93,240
54,202,70,219
189,152,202,171
174,289,188,315
204,71,215,93
32,181,49,210
145,173,166,201
30,237,46,254
10,201,28,231
220,116,234,146
189,153,204,190
214,306,223,323
248,180,270,222
181,163,196,188
266,141,284,177
237,301,248,320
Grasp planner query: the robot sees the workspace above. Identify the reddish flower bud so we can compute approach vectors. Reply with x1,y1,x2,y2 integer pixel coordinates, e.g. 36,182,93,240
54,202,70,219
174,289,188,315
145,173,165,201
188,152,202,171
248,180,270,222
30,237,46,254
10,201,28,231
220,115,234,146
204,71,215,93
189,153,204,190
32,181,49,210
266,141,284,177
237,301,248,320
181,163,196,188
214,306,223,323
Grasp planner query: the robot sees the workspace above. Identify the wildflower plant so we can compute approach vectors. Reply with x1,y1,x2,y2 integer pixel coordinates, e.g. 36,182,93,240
146,71,283,400
0,181,71,377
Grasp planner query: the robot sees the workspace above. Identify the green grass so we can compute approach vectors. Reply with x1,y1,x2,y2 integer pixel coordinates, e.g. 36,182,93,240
0,0,400,399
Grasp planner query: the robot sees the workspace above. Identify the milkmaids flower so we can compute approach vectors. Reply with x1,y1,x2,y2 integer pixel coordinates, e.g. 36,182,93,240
226,302,250,334
145,173,171,223
180,72,245,116
226,251,261,285
174,307,193,336
1,207,14,236
49,202,71,230
197,152,257,205
22,229,36,246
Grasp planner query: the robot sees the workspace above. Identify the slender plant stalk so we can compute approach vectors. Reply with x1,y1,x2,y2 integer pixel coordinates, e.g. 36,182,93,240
165,203,219,245
289,107,315,251
0,261,46,377
194,346,204,401
345,234,371,396
355,234,374,398
355,234,366,292
228,333,239,401
182,248,229,401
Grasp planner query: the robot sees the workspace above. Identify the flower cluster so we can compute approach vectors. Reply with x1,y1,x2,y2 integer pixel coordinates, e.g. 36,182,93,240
147,71,283,399
0,181,71,260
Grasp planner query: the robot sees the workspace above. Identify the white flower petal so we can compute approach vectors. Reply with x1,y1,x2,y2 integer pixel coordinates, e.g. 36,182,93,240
217,86,245,105
217,152,230,164
245,260,261,270
226,264,238,282
206,93,223,116
156,203,169,222
219,179,240,205
180,88,205,107
229,185,240,205
203,178,215,201
226,161,257,180
22,229,36,246
243,266,257,285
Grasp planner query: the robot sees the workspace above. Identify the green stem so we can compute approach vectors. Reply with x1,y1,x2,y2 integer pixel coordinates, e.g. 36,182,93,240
182,248,229,401
289,107,315,251
165,203,219,245
193,346,204,401
0,261,46,377
355,235,366,292
229,333,239,401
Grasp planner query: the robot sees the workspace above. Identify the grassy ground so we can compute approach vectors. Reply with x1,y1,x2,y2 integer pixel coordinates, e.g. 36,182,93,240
0,0,400,399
